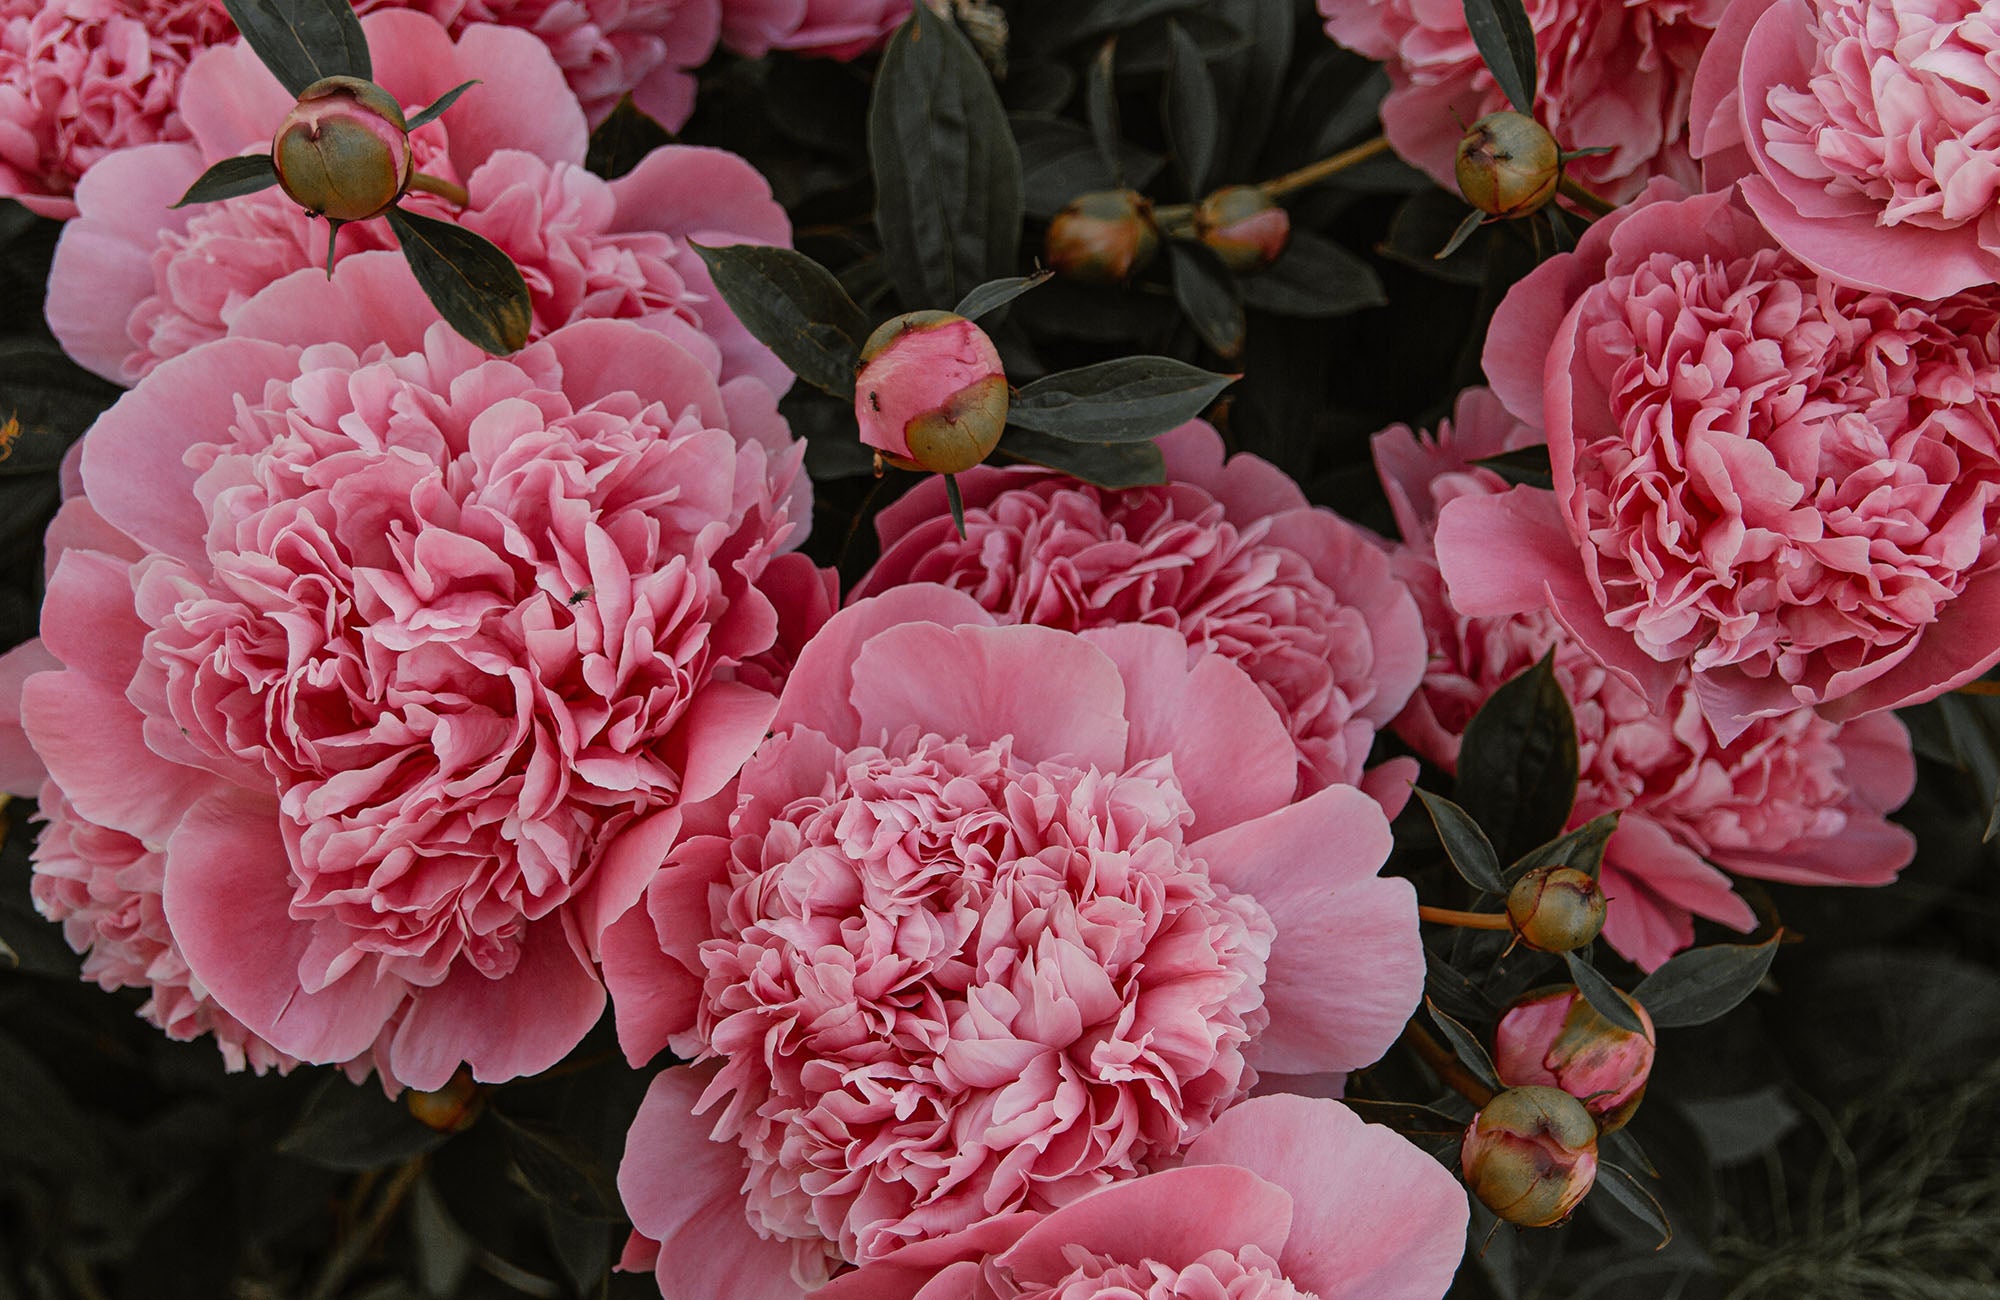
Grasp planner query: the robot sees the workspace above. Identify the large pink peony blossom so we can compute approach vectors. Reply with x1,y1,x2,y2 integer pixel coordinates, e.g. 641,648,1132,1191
604,585,1425,1297
1449,180,2000,738
354,0,721,128
0,0,235,218
8,258,806,1090
1691,0,2000,299
850,422,1428,807
721,0,910,61
47,11,792,396
1379,389,1917,968
1319,0,1727,202
807,1095,1470,1300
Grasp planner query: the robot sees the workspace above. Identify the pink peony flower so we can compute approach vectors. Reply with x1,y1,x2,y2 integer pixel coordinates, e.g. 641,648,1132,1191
10,258,806,1091
1319,0,1727,202
604,585,1426,1295
47,11,792,396
1448,180,2000,737
1493,986,1654,1131
720,0,911,61
849,422,1429,807
809,1095,1470,1300
1691,0,2000,299
1378,388,1917,968
0,0,235,218
354,0,722,128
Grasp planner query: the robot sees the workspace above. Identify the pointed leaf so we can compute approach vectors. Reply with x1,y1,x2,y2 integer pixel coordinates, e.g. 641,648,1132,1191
1508,812,1618,883
869,4,1023,307
405,79,478,131
692,244,871,398
1460,0,1538,116
1563,951,1646,1034
386,206,531,355
1014,113,1165,218
996,426,1167,489
1593,1162,1673,1249
221,0,371,97
1426,948,1501,1023
1454,650,1579,860
277,1076,451,1171
585,94,674,181
944,473,967,538
1162,20,1219,193
1631,934,1781,1029
954,271,1052,322
1427,999,1502,1093
1086,38,1123,181
1009,357,1236,442
1436,208,1487,260
1341,1099,1471,1141
1168,244,1245,360
172,154,279,208
1239,230,1385,318
1416,790,1506,895
1600,1128,1659,1180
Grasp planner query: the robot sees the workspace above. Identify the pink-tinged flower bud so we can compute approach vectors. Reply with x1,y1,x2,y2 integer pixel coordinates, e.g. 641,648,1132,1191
854,310,1010,475
1506,865,1606,953
1495,986,1656,1133
1194,185,1290,271
1455,111,1561,218
1461,1086,1599,1227
405,1067,484,1134
272,75,413,223
1046,189,1161,285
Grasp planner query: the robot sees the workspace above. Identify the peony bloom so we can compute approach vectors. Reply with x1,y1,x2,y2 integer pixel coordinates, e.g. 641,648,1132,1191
9,259,806,1091
0,0,235,218
355,0,722,128
1318,0,1727,202
1378,387,1917,968
1691,0,2000,299
809,1095,1470,1300
605,585,1426,1295
720,0,911,61
47,10,792,395
850,422,1429,807
1449,181,2000,737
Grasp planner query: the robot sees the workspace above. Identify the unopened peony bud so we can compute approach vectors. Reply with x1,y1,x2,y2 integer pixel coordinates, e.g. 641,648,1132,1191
272,75,414,223
1506,865,1606,953
1455,111,1561,218
1045,190,1160,285
1495,986,1656,1133
1194,186,1290,272
1461,1086,1599,1227
405,1067,484,1134
854,310,1009,475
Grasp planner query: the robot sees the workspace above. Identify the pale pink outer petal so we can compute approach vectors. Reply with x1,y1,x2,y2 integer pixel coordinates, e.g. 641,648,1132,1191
618,1066,809,1300
224,251,441,356
1263,508,1429,728
991,1165,1295,1285
721,0,810,57
848,622,1129,771
815,1216,1042,1300
1816,566,2000,720
385,16,590,172
770,585,997,747
1191,786,1421,1074
1156,420,1309,520
543,318,728,424
606,144,792,246
582,807,684,958
1079,623,1295,837
604,833,734,1065
163,790,408,1063
175,40,295,160
20,669,224,847
1687,0,1777,186
1183,1094,1470,1300
0,640,58,795
1598,816,1756,971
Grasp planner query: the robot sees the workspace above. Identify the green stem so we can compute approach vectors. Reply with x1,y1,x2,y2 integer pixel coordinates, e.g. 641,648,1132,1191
1556,174,1617,218
407,171,470,208
1259,135,1392,199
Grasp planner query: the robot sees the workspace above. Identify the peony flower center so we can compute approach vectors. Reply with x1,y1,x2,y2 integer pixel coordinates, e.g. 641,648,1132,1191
695,729,1275,1275
1762,0,2000,230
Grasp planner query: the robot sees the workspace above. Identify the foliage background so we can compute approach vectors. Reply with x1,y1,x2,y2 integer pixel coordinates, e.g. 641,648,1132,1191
0,2,1996,1297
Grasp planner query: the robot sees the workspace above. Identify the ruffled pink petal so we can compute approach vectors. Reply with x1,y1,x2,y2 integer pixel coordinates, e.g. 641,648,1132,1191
0,639,58,796
1598,817,1755,971
773,586,997,746
992,1165,1294,1286
20,670,224,846
604,834,735,1065
224,251,441,356
1156,420,1308,520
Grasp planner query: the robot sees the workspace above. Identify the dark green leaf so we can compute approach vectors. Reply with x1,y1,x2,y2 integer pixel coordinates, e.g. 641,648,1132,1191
1436,208,1487,260
386,206,531,355
1426,999,1502,1093
221,0,370,97
1086,39,1123,181
1936,692,2000,841
1341,1099,1470,1141
870,4,1023,307
1508,813,1618,883
1593,1162,1673,1249
1034,0,1207,51
1474,445,1554,489
1600,1128,1659,1180
1564,950,1646,1034
172,154,279,208
1632,934,1781,1029
406,79,478,131
1297,61,1389,160
1239,230,1386,318
1014,114,1165,218
997,426,1167,489
1380,187,1489,284
1460,0,1538,116
1426,947,1501,1022
944,474,966,538
278,1075,452,1171
584,94,674,181
1009,357,1236,442
1110,11,1251,73
495,1112,623,1221
540,1202,612,1298
1168,244,1245,360
692,244,870,399
1416,790,1506,894
954,271,1052,323
1208,0,1294,176
410,1174,474,1299
1454,651,1579,860
1161,21,1218,194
